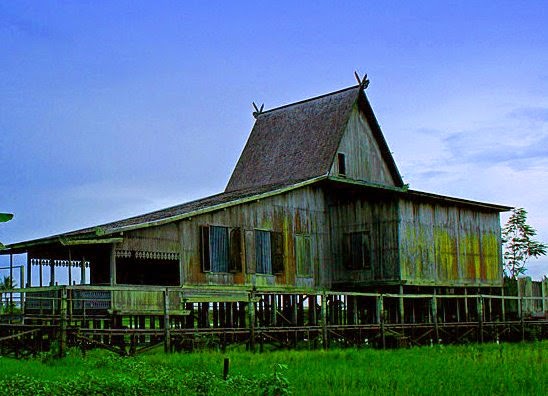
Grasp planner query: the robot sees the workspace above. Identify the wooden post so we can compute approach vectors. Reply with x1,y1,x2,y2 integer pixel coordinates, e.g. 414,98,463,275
292,295,298,325
59,287,68,357
501,287,506,321
110,246,116,286
80,257,86,285
223,357,230,380
377,295,385,349
320,292,328,349
163,289,171,353
49,259,55,286
399,284,405,324
248,291,256,352
464,287,469,321
477,295,484,343
271,294,277,326
19,266,24,296
68,248,72,286
517,280,522,318
309,294,317,326
352,295,358,325
488,293,493,322
432,290,439,343
541,279,547,313
9,253,14,314
520,295,525,341
26,254,31,287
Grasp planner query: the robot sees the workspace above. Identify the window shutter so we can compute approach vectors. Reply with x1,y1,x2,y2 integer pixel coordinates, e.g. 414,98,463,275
271,232,284,274
245,230,256,274
255,230,272,274
343,233,353,269
362,232,372,270
201,225,211,272
210,226,229,272
229,228,242,272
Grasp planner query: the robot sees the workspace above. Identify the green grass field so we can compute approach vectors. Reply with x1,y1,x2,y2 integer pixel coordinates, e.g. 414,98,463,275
0,342,546,395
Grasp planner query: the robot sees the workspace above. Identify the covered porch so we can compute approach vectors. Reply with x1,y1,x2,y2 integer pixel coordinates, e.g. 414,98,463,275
2,236,182,288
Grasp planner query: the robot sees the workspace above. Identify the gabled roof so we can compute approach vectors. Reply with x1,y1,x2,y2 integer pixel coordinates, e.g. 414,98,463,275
225,85,404,192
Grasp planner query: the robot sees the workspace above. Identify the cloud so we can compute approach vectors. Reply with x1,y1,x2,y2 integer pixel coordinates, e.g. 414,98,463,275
0,7,57,40
509,106,548,122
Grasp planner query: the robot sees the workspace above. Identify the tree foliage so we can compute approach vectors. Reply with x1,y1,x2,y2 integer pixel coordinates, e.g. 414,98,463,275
502,208,547,279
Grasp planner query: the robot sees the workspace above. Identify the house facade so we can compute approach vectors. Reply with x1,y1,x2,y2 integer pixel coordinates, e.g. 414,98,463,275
3,83,509,294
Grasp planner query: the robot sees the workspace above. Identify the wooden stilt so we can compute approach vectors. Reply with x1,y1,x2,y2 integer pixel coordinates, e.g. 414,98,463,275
399,284,405,324
377,295,385,349
248,292,256,352
163,289,171,353
80,257,86,285
321,293,328,349
59,287,67,357
432,290,439,343
477,295,484,343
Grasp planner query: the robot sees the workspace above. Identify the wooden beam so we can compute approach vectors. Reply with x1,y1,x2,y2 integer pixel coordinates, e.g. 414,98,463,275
61,238,123,246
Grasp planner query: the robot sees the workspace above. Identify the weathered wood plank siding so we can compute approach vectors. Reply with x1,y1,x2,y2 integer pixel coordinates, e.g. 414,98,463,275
118,223,179,253
178,186,329,288
329,107,396,186
329,191,400,284
399,200,503,286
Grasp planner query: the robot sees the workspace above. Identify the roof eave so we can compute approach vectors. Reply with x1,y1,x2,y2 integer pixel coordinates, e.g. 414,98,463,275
1,227,105,254
327,177,511,211
103,175,328,235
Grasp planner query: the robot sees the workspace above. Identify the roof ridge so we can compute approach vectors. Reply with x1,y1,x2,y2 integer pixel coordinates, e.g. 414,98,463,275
258,84,360,116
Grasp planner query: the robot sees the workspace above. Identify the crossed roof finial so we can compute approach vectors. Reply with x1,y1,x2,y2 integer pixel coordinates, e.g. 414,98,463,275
252,102,264,119
354,71,370,89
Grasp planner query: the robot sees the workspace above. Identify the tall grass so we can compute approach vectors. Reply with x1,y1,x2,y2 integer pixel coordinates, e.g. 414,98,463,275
0,342,546,395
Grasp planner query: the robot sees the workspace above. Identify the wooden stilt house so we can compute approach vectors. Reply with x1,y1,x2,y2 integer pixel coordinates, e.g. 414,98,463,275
3,81,510,294
5,78,538,355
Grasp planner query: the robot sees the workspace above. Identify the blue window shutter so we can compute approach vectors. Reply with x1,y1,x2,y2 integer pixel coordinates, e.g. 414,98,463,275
255,230,272,274
210,226,229,272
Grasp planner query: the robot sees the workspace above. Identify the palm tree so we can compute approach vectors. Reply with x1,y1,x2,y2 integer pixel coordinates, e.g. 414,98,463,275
0,275,15,313
0,212,13,250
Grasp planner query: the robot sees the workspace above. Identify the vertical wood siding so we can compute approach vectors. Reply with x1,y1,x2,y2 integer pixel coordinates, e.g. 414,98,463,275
329,107,396,186
399,200,502,286
328,191,400,284
178,186,329,288
118,223,180,253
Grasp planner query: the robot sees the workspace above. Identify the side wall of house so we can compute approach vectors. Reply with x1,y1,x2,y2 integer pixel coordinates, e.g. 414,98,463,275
328,107,396,186
328,190,400,285
178,186,329,289
117,186,330,289
398,200,503,287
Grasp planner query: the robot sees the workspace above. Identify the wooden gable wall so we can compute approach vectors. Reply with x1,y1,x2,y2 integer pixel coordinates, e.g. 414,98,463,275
329,106,396,186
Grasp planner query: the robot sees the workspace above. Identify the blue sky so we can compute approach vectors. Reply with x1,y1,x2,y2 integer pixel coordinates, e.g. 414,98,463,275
1,1,547,278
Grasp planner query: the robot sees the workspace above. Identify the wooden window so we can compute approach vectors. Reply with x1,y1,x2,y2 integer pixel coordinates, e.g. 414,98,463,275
343,232,371,270
201,226,211,272
271,232,284,274
337,153,346,176
201,225,242,273
295,234,312,276
255,230,284,274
